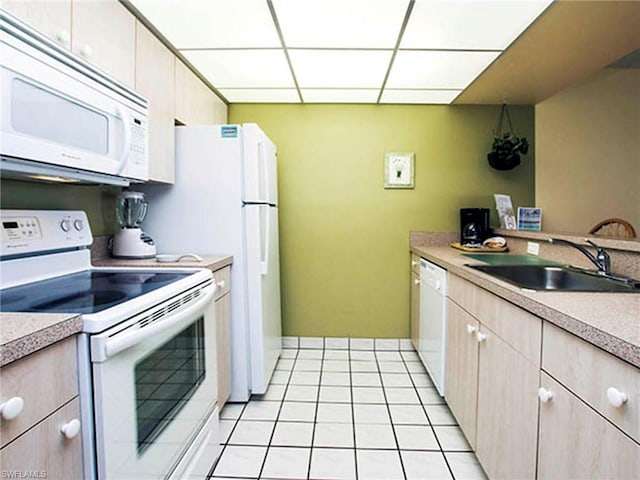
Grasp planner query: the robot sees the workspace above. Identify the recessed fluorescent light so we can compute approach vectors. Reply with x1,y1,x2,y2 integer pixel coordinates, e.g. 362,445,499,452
386,51,499,90
181,50,295,88
402,0,554,50
289,50,393,88
129,0,281,48
301,89,380,103
272,0,411,48
380,89,462,104
219,89,301,103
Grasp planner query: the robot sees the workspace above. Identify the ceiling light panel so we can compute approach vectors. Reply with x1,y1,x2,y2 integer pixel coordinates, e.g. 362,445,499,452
218,89,301,103
129,0,280,48
380,89,461,104
290,50,393,88
272,0,411,48
301,89,380,103
386,50,499,89
182,50,295,88
402,0,553,50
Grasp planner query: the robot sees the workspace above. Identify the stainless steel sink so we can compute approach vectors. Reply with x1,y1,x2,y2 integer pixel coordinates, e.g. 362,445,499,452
467,264,640,293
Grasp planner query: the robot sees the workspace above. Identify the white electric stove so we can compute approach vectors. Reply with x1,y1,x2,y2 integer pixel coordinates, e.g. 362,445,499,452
0,210,221,480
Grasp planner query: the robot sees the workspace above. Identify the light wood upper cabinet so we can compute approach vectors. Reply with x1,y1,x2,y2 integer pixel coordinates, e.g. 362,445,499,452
135,21,175,183
1,0,71,46
71,0,135,88
175,59,227,125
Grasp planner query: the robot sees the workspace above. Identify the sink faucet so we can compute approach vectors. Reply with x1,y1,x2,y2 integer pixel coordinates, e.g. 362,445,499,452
548,238,611,274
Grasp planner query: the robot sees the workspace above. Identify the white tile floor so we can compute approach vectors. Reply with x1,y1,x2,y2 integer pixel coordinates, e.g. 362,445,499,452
208,344,487,479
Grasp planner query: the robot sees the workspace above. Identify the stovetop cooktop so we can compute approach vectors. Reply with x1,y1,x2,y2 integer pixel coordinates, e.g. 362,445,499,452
0,270,192,315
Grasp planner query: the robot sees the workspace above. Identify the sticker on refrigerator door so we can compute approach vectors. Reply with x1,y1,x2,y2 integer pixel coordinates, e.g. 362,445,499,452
220,126,238,138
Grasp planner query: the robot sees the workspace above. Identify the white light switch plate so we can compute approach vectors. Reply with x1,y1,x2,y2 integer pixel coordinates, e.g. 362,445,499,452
527,241,540,255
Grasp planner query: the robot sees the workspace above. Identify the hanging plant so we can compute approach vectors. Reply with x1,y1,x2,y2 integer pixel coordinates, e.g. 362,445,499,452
487,103,529,171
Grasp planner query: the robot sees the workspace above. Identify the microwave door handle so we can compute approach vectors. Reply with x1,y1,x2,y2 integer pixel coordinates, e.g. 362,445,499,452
115,105,131,175
103,284,215,359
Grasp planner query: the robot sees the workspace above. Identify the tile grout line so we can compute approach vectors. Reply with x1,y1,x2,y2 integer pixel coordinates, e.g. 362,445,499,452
305,343,324,479
349,342,360,480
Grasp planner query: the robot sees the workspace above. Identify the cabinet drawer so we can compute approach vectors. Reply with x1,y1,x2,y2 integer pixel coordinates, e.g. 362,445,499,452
448,274,541,365
410,254,420,274
0,397,83,479
212,266,231,300
538,373,640,479
0,337,78,447
542,322,640,443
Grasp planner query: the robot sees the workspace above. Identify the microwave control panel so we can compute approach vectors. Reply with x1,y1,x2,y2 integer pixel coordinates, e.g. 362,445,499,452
129,116,148,166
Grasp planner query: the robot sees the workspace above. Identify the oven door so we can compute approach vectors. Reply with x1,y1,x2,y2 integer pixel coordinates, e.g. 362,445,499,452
90,282,218,479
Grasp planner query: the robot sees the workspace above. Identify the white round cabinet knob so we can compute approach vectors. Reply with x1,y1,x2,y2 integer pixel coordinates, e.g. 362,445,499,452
466,324,476,335
412,261,418,267
61,419,81,439
538,387,554,403
414,279,420,285
0,396,24,420
56,30,70,46
476,331,487,343
606,387,628,408
80,45,93,58
217,280,226,289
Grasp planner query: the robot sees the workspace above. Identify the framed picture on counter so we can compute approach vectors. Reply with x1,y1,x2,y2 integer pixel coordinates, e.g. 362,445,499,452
384,152,415,189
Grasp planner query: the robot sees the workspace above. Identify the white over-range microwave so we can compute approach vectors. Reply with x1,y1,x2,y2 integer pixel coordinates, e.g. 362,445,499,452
0,11,149,186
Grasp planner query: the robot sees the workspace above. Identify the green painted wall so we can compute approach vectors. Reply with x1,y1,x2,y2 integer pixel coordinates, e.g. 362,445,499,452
0,179,120,236
229,104,535,339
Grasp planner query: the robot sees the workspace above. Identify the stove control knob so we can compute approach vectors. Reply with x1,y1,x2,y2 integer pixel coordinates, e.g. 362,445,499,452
74,219,85,231
60,219,72,232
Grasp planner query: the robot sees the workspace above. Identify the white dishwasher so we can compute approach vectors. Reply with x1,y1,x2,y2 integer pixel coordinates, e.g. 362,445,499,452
418,258,448,396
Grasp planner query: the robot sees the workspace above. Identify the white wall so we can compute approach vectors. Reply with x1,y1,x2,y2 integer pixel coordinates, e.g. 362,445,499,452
535,68,640,235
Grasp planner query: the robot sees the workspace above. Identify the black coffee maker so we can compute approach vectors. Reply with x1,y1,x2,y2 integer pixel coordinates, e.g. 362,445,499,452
460,208,490,245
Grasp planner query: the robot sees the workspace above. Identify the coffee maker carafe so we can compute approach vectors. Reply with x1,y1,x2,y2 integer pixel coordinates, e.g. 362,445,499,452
460,208,490,246
112,191,156,258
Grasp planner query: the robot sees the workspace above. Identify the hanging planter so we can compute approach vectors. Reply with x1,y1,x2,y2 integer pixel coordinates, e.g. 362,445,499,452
487,103,529,171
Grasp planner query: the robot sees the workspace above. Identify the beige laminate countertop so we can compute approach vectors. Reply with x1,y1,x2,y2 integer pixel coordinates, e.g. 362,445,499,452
0,313,82,367
412,245,640,369
0,255,232,367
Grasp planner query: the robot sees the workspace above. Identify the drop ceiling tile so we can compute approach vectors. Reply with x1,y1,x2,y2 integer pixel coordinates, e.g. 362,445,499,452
272,0,410,48
386,50,500,90
380,89,461,104
301,89,380,103
402,0,553,50
181,50,295,88
220,89,301,103
289,50,392,88
129,0,280,48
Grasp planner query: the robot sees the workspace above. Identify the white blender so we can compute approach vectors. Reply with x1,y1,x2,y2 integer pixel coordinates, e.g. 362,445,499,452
112,190,156,258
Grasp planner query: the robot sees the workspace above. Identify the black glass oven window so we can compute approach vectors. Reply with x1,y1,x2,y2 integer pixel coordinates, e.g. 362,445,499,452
135,317,206,454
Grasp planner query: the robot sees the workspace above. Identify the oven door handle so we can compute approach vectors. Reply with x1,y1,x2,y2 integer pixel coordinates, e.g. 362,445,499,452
103,284,215,359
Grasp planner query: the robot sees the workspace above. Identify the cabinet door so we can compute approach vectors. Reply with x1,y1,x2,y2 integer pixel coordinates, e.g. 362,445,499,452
538,373,640,479
175,60,227,125
2,0,71,46
410,270,420,351
71,0,135,87
135,22,175,183
475,324,539,479
444,299,479,448
0,398,83,479
215,292,232,408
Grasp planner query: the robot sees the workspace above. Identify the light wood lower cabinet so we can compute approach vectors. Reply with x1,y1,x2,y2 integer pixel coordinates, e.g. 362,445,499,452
213,266,232,408
410,269,420,351
446,273,541,479
444,299,479,448
538,373,640,479
0,337,82,478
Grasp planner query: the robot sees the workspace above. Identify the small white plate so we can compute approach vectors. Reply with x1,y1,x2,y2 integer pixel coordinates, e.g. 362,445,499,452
482,236,507,248
156,253,203,263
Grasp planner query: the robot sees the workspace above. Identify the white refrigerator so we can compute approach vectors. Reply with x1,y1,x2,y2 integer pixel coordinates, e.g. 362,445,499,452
140,123,282,402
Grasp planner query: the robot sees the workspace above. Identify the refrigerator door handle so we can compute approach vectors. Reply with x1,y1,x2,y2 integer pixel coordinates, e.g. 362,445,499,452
261,205,270,275
258,141,271,203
